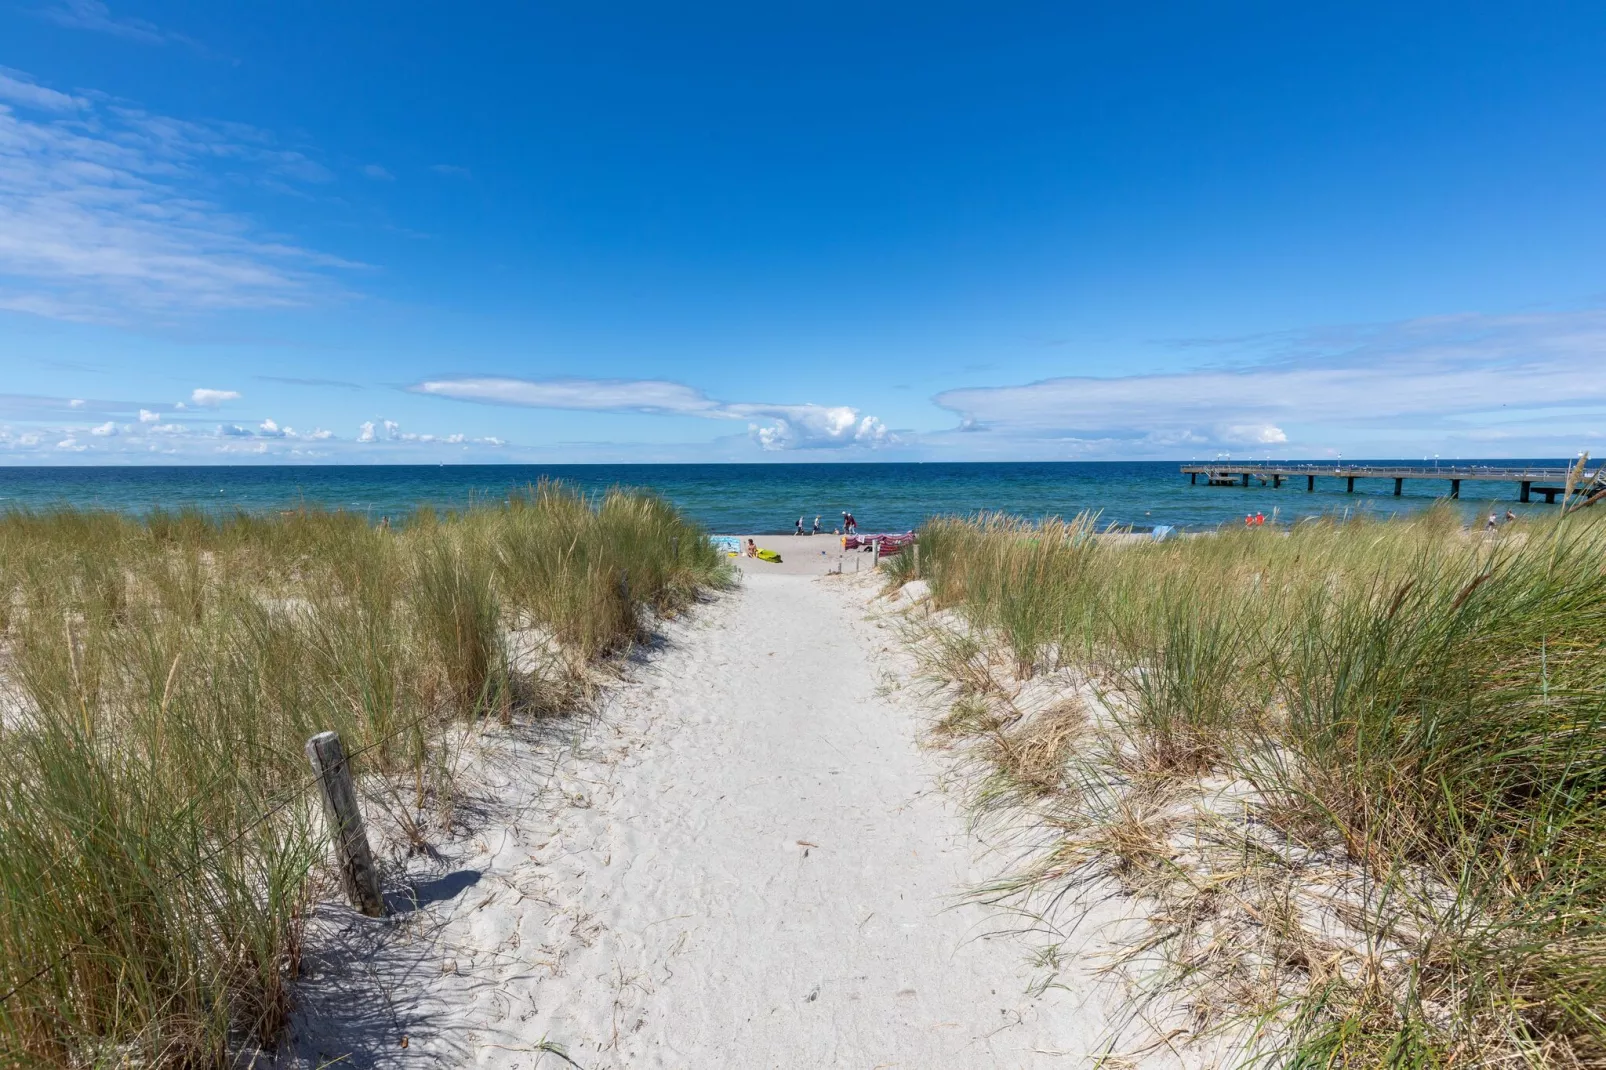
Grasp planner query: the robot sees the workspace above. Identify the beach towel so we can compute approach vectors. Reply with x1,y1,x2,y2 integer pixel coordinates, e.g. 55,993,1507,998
710,535,743,556
755,548,782,563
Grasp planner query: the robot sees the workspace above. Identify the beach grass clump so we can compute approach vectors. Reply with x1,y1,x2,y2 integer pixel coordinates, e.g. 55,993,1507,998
912,505,1606,1065
0,484,725,1066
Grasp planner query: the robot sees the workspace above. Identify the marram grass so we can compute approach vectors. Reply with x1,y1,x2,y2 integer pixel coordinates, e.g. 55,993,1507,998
0,482,727,1067
911,505,1606,1066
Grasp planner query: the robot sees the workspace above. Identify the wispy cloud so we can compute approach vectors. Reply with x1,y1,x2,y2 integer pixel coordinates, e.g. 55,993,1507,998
409,376,892,451
37,0,192,47
932,310,1606,456
0,67,87,111
0,67,354,323
361,164,394,180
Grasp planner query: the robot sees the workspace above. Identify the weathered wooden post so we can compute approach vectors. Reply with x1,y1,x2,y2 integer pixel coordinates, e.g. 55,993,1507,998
1521,480,1531,503
1450,478,1461,499
1394,477,1403,496
912,542,920,577
872,539,881,568
305,731,385,917
1307,475,1315,492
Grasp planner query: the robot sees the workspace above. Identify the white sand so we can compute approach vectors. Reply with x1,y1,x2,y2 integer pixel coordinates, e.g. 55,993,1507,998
289,570,1134,1068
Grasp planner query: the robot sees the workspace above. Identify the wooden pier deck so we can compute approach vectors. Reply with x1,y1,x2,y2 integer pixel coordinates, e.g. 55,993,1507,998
1179,464,1600,503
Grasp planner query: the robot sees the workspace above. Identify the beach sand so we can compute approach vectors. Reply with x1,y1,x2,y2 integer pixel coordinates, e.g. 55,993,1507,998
726,532,875,576
288,567,1138,1068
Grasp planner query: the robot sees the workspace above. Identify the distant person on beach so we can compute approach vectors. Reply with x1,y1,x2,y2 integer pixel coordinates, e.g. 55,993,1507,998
796,517,804,536
1505,510,1517,523
843,511,857,534
812,515,821,534
746,538,757,557
1255,512,1265,526
1487,511,1498,531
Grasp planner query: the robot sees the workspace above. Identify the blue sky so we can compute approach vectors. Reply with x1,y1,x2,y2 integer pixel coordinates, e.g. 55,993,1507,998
4,2,1606,463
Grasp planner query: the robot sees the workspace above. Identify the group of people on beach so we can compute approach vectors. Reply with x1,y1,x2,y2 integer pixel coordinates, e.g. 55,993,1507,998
792,511,857,535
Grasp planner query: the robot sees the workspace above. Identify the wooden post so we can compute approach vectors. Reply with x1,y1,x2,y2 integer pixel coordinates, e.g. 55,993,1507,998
1521,480,1531,503
912,542,920,577
1273,475,1282,488
1307,474,1314,492
1450,479,1461,499
872,539,881,567
1190,471,1197,485
1346,476,1355,493
305,731,385,917
1241,473,1250,487
1394,477,1403,496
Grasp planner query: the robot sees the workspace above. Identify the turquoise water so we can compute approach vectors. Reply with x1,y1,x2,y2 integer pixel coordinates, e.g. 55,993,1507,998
0,462,1571,534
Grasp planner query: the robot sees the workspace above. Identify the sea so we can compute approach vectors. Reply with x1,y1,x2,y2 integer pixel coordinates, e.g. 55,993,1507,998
0,461,1576,535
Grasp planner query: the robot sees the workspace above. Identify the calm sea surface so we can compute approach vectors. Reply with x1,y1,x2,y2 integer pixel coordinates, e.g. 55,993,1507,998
0,461,1573,534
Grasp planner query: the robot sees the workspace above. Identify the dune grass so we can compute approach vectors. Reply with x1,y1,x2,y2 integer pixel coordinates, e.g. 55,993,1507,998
908,506,1606,1066
0,481,727,1067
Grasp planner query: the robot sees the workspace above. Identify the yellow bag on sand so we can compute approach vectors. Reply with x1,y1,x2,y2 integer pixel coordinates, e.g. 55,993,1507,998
755,548,782,563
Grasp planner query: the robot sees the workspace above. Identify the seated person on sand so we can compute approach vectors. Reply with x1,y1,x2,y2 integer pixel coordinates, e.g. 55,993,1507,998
746,538,758,557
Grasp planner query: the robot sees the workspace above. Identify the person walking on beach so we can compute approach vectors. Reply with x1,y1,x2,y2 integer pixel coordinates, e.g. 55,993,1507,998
812,515,821,535
796,517,805,536
843,511,857,535
1487,511,1498,532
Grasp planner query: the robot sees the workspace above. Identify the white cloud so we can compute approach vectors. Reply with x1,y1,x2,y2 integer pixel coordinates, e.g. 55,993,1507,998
0,67,88,111
362,164,394,180
147,422,185,435
741,406,890,451
0,67,352,323
191,388,239,406
258,417,285,437
38,1,174,45
409,376,891,451
55,437,85,451
138,408,159,422
306,428,333,440
67,398,84,408
931,310,1606,455
217,423,251,437
357,420,376,443
89,420,116,436
445,433,465,444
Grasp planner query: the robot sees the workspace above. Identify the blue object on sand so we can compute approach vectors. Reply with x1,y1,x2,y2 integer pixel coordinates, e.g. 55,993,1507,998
1151,525,1174,541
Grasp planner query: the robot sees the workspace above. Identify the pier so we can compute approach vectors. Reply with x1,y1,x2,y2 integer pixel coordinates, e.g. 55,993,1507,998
1180,463,1601,503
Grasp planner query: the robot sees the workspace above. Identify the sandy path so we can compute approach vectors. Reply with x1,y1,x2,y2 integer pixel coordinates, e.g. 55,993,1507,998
292,571,1115,1068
